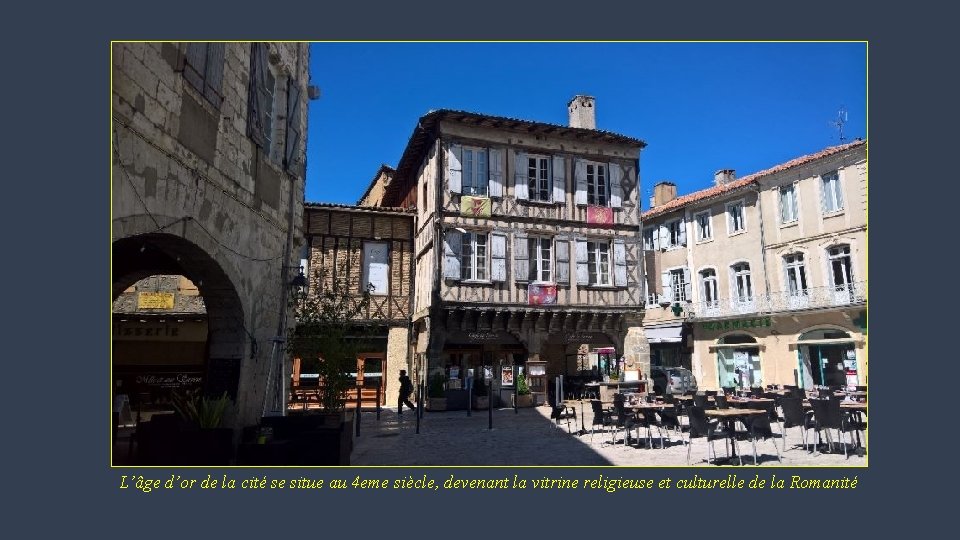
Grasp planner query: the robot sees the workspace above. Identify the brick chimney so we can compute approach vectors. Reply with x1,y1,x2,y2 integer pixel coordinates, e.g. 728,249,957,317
652,182,677,207
714,169,736,186
568,95,596,129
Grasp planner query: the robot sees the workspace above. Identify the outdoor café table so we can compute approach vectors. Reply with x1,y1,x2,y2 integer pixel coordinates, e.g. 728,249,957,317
565,400,587,434
726,397,775,407
803,401,867,412
704,408,767,461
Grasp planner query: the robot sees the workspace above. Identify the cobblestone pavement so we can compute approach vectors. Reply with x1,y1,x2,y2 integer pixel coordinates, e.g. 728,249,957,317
350,403,867,467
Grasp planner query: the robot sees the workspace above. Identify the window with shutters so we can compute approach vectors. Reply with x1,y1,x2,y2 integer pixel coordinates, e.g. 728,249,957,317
182,43,225,109
527,237,553,283
670,269,688,302
526,155,551,202
461,232,488,281
726,200,746,234
666,219,685,248
246,43,284,163
462,147,488,196
642,227,656,251
821,171,844,214
586,162,607,206
779,184,799,224
586,241,611,286
695,211,712,242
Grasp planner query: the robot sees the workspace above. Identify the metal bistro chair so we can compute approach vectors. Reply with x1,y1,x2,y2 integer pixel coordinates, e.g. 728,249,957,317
809,397,857,458
780,396,816,452
686,405,740,466
735,411,783,465
551,403,577,434
714,394,730,410
589,400,613,445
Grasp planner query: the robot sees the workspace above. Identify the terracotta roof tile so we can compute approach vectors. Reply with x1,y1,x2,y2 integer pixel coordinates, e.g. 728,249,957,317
641,140,866,220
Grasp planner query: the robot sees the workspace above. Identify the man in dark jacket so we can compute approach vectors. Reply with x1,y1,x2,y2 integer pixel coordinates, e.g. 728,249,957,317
398,370,416,414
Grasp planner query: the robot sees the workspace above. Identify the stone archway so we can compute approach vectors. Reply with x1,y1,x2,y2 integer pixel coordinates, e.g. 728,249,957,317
112,232,248,419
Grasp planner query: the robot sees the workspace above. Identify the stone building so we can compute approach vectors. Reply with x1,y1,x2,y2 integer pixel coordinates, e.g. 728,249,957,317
639,140,867,390
294,203,415,409
360,96,649,403
112,42,313,431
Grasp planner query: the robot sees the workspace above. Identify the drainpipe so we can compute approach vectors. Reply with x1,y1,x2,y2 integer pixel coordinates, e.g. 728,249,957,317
754,185,772,301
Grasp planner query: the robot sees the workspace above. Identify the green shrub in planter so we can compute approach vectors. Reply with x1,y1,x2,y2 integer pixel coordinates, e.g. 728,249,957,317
516,372,531,396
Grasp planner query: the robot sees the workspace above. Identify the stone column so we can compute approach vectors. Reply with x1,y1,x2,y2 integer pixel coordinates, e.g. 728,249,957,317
624,326,650,379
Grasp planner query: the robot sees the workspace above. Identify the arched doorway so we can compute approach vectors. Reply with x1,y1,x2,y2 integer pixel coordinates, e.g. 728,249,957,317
715,333,761,390
796,328,859,389
112,233,247,423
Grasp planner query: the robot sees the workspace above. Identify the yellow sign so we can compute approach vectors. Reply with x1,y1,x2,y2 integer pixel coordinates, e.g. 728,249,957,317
138,292,175,309
460,196,491,218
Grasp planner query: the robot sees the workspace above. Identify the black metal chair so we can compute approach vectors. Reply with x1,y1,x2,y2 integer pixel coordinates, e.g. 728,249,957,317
780,396,815,452
750,386,765,398
721,387,735,396
693,394,710,409
550,403,577,434
657,402,685,446
735,412,782,464
685,405,740,466
704,390,718,397
809,397,857,458
589,400,613,444
714,394,730,410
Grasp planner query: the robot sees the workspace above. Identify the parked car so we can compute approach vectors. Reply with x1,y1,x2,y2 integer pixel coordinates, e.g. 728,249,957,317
651,366,697,395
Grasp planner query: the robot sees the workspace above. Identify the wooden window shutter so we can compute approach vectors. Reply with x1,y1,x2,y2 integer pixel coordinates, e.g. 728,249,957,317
683,266,692,300
448,144,462,194
443,230,462,280
514,152,529,200
203,43,225,108
184,43,207,95
677,217,687,246
552,156,566,204
609,162,623,208
246,43,270,150
284,77,302,174
513,232,528,282
575,239,589,285
658,224,669,249
488,148,503,197
491,233,507,282
613,239,627,287
555,238,570,285
661,271,674,303
574,159,587,205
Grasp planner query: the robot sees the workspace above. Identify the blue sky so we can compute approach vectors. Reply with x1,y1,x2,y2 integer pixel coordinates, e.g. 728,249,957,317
305,42,866,208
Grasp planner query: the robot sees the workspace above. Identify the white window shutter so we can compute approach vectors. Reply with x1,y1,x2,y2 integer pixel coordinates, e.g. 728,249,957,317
661,271,674,303
574,159,587,205
448,144,462,194
443,230,461,280
658,224,669,249
514,152,528,200
678,217,687,246
555,238,570,285
652,225,661,250
613,239,627,287
491,232,507,282
834,175,844,209
488,148,503,198
821,176,829,212
552,156,566,204
609,163,623,208
575,239,589,285
683,267,692,301
513,232,528,282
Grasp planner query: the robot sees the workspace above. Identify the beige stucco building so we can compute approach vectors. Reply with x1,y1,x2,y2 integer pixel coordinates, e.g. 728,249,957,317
640,140,867,391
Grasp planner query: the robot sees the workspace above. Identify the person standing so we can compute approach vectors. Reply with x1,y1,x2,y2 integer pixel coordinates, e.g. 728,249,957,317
398,370,416,414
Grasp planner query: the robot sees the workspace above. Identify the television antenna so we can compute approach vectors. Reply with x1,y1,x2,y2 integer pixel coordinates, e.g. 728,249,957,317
829,106,848,143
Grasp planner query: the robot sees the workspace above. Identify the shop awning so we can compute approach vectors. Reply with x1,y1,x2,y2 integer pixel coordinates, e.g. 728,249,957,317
645,325,683,343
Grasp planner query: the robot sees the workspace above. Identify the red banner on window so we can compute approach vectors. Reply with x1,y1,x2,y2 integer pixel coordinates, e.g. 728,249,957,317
528,283,557,305
586,205,613,226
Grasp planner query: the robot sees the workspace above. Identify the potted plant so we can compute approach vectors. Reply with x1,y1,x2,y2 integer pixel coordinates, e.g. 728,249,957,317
472,375,489,410
169,390,234,465
514,372,534,408
426,372,447,411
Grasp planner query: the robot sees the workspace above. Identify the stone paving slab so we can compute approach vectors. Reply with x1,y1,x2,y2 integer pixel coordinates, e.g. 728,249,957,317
350,404,867,467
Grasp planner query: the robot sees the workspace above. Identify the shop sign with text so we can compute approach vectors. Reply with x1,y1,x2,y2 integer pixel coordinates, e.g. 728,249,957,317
700,317,772,331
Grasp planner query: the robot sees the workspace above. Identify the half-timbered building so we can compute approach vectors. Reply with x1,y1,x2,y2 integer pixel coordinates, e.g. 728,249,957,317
363,96,650,403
